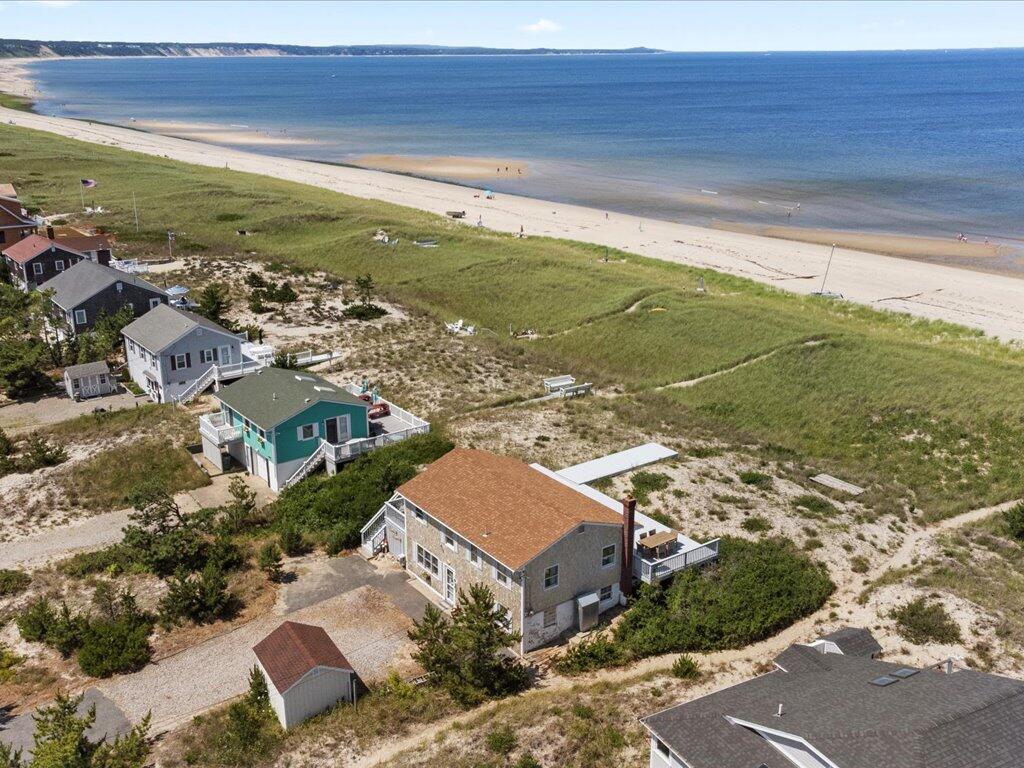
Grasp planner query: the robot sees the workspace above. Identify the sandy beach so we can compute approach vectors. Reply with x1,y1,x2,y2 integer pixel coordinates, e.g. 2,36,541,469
2,60,1024,341
355,154,530,181
130,119,315,147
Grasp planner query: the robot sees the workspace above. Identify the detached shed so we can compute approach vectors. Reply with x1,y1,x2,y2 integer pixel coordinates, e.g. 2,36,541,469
252,621,358,729
63,361,115,400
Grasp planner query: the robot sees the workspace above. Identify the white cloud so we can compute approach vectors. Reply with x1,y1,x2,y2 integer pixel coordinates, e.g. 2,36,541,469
520,18,563,34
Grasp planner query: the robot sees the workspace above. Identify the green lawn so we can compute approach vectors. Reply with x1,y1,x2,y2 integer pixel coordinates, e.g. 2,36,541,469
2,123,1023,519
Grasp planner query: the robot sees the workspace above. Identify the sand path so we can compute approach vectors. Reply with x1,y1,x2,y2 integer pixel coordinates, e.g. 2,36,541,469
3,106,1024,341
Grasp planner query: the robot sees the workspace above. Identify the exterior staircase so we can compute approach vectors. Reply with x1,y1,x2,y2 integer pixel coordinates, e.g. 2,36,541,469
173,365,217,406
283,440,327,488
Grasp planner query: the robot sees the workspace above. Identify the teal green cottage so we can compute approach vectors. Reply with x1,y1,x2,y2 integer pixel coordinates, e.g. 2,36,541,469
198,367,426,491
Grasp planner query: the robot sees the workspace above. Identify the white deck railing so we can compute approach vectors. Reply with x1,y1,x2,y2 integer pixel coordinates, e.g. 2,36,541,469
634,538,721,583
198,412,242,444
283,440,327,488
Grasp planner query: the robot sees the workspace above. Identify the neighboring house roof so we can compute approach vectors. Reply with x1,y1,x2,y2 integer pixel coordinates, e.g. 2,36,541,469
253,621,353,695
45,259,166,311
1,234,84,264
64,361,110,377
214,367,367,430
120,303,235,352
820,626,883,658
398,448,624,570
56,234,112,253
642,643,1024,768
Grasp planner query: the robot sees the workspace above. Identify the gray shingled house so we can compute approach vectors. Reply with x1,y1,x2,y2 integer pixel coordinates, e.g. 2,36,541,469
45,260,167,334
641,629,1024,768
121,304,258,403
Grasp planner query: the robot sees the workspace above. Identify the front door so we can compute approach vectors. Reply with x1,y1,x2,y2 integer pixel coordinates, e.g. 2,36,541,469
444,566,457,604
325,417,340,445
324,416,350,445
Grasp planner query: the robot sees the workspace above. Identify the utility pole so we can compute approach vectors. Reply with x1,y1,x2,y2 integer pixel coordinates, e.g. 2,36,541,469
132,191,140,232
167,230,175,261
819,243,836,294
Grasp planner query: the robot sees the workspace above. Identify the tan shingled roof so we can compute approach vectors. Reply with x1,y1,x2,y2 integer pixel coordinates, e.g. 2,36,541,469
398,448,623,570
253,621,352,694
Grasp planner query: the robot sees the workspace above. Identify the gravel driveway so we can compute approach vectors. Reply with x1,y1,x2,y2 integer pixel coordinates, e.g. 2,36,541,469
0,391,143,435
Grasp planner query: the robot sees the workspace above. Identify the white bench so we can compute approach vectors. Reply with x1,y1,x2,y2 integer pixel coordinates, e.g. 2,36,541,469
560,383,593,398
543,375,576,393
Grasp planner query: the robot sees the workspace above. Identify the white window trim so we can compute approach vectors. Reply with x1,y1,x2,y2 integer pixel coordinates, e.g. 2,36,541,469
115,281,123,292
199,348,215,364
297,422,320,441
602,543,617,568
174,353,187,369
443,529,457,552
416,544,440,577
149,297,162,309
55,260,65,272
600,585,613,601
33,262,43,276
543,564,559,590
493,565,510,588
74,309,87,325
468,545,482,569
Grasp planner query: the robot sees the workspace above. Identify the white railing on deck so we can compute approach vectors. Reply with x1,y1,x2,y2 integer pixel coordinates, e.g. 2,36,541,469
283,440,327,488
384,501,406,531
174,365,217,405
215,359,265,379
325,424,431,463
360,506,388,556
634,538,721,583
198,412,242,444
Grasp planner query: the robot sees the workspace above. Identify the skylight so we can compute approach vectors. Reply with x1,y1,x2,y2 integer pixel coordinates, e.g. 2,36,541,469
870,675,899,687
892,668,919,679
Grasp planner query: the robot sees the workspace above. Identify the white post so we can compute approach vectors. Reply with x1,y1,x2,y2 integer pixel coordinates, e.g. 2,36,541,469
132,191,139,232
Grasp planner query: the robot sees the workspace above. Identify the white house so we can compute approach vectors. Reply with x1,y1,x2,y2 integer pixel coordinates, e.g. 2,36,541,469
63,360,116,400
252,621,358,729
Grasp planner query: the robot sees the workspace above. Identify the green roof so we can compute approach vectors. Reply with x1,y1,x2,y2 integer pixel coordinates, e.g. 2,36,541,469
214,367,367,429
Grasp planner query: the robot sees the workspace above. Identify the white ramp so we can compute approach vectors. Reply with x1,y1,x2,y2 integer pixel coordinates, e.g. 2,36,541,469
557,443,677,485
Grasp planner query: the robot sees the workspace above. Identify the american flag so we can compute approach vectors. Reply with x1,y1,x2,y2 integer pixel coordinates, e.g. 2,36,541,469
80,179,98,188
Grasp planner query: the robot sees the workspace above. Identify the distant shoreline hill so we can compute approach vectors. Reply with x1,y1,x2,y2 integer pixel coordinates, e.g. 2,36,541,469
0,39,664,58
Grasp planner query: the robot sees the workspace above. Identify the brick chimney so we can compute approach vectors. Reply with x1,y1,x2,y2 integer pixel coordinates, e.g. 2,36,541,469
46,225,55,239
620,495,636,598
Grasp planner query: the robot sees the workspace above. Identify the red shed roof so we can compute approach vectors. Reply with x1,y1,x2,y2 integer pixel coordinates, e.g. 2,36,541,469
252,621,353,694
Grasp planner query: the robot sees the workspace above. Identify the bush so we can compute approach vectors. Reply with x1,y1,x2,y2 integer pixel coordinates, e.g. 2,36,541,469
278,522,305,557
850,555,870,574
159,565,232,627
1004,502,1024,541
670,654,701,679
892,598,961,645
341,303,387,321
77,614,153,678
183,671,281,766
792,493,838,519
485,726,517,756
615,537,834,658
21,434,68,471
0,643,22,684
16,597,56,644
257,542,282,581
271,432,453,543
0,568,30,596
16,598,86,656
631,471,671,504
514,755,542,768
740,515,771,533
554,634,627,675
122,483,213,576
57,545,135,578
738,471,773,489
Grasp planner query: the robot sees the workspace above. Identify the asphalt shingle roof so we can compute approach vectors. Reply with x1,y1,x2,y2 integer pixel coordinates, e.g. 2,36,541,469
120,304,234,352
64,361,110,377
214,367,367,430
253,621,352,695
2,234,83,264
642,644,1024,768
821,626,883,658
45,260,165,310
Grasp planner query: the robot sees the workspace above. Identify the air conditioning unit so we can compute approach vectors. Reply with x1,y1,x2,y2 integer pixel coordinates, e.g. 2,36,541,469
576,592,600,632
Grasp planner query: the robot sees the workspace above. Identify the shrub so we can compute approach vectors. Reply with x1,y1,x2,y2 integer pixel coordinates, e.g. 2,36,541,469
57,545,134,578
615,537,834,658
1004,502,1024,541
21,434,68,471
792,494,838,519
16,597,56,644
341,303,387,320
16,598,86,656
0,643,23,684
0,568,30,596
325,518,363,555
850,555,870,574
514,755,542,768
78,614,153,678
740,516,771,533
278,522,305,557
159,564,231,627
892,598,961,645
122,483,213,576
28,692,152,768
257,542,283,581
485,726,517,756
554,634,627,675
670,654,701,679
738,471,773,489
631,471,671,504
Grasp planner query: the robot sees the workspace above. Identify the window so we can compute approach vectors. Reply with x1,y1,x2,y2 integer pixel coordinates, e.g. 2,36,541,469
600,585,613,602
98,375,107,384
416,545,439,577
173,353,187,370
443,530,457,551
543,564,559,590
33,262,43,276
413,507,425,522
115,281,123,292
71,378,80,388
55,260,64,272
298,423,318,441
493,566,510,588
602,544,616,568
199,349,215,364
543,607,557,628
655,739,670,758
74,309,87,325
149,297,162,309
469,546,481,568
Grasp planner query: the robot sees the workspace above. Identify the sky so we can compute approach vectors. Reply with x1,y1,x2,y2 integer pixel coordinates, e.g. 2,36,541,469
3,0,1024,52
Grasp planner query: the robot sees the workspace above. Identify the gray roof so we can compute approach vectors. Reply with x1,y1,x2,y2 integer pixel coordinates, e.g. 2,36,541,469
642,644,1024,768
121,304,235,352
822,626,883,658
64,360,110,377
215,367,367,429
46,260,166,311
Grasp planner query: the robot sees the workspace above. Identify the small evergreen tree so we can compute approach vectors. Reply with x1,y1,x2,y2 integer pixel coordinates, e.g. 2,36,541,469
247,664,269,709
196,283,232,327
257,542,283,582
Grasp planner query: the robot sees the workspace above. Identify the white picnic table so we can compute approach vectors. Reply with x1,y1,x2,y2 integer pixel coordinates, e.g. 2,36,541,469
543,375,576,392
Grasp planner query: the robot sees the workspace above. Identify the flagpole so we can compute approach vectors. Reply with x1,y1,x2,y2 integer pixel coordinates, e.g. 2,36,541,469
133,191,139,232
79,181,84,210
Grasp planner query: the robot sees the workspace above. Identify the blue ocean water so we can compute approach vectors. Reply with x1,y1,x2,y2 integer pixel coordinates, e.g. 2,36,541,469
28,51,1024,240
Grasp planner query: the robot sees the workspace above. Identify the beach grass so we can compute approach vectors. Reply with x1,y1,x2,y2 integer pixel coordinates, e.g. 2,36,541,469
0,92,33,112
2,122,1023,520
